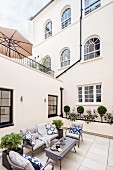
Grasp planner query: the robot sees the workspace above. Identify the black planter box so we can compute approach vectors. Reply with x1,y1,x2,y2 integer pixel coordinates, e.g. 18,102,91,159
2,148,23,170
57,129,63,139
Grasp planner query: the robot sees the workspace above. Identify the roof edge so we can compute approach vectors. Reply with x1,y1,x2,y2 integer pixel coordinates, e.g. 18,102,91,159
29,0,55,21
56,59,81,78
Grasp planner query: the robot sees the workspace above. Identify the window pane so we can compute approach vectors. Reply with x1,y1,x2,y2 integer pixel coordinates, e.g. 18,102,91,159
96,94,101,102
89,43,94,53
78,87,82,91
2,91,10,98
95,50,100,57
79,99,82,102
89,52,94,59
1,99,10,106
1,107,10,123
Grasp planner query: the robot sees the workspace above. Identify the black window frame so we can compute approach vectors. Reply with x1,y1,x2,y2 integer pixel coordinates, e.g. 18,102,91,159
48,95,58,118
0,88,13,128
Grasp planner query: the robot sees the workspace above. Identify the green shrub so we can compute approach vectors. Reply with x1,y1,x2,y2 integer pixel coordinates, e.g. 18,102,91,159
64,105,70,113
0,133,22,152
52,119,64,129
77,106,84,114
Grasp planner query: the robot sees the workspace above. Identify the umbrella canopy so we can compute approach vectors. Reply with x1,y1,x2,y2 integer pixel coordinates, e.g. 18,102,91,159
0,26,32,58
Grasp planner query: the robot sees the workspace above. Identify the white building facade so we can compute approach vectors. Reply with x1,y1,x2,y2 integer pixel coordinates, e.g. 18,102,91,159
29,0,113,113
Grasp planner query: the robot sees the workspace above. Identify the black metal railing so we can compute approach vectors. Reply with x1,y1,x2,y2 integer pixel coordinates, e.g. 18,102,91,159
1,47,54,77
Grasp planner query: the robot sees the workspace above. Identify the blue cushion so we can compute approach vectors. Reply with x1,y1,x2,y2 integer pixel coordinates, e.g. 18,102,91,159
69,126,82,135
22,154,43,170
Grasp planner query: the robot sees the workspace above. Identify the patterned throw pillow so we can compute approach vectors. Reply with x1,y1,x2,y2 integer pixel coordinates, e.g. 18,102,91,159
69,126,82,135
24,131,36,146
22,154,43,170
45,124,58,135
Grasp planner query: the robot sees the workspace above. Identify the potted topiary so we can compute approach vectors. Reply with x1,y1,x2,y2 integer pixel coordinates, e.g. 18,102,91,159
77,106,84,118
52,120,64,139
64,105,70,118
97,105,107,122
0,132,23,169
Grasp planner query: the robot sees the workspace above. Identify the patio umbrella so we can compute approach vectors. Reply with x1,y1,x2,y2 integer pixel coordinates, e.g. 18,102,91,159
0,26,32,58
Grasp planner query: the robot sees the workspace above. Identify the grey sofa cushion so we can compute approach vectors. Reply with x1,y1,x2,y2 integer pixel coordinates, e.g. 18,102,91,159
9,151,34,170
48,134,58,140
25,139,45,151
28,126,38,134
33,139,45,150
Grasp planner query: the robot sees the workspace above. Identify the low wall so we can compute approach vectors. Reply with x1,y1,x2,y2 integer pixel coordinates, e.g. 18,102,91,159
48,117,113,138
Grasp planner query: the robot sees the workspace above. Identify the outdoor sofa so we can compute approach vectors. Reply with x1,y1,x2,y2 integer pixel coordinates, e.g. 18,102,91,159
20,123,58,156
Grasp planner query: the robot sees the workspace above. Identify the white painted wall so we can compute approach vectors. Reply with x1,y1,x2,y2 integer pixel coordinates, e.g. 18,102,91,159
29,0,113,76
0,54,63,137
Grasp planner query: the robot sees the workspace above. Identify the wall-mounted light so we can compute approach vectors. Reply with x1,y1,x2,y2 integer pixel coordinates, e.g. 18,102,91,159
20,96,23,102
44,98,46,102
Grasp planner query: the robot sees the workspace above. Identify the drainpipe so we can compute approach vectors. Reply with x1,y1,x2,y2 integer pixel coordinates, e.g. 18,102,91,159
60,87,64,117
80,0,83,60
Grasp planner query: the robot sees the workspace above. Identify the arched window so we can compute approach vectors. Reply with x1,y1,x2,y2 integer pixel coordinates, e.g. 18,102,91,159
85,0,101,15
61,8,71,29
45,21,52,39
43,56,51,70
84,37,100,61
60,49,70,68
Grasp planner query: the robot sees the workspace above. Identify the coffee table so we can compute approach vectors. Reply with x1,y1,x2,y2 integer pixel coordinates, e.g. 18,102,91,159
45,137,76,170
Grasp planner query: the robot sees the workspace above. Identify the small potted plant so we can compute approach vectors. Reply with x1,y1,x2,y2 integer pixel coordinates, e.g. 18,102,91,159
97,105,107,122
0,132,23,169
64,105,70,118
52,120,64,139
52,119,64,129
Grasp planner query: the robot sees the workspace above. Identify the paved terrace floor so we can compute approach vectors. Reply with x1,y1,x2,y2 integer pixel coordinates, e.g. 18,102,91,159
0,133,113,170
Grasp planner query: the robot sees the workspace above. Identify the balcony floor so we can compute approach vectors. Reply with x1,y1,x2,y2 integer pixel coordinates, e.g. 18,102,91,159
0,133,113,170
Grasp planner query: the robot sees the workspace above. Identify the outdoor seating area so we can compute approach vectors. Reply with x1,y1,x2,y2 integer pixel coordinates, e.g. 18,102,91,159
0,133,113,170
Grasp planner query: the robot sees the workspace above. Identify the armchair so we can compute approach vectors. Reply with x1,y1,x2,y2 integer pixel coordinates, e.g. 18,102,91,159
7,151,54,170
65,122,83,147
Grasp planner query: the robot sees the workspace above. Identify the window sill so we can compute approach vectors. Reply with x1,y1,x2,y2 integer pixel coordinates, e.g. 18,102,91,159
80,56,102,64
76,103,102,106
0,123,14,128
48,114,57,118
58,65,70,71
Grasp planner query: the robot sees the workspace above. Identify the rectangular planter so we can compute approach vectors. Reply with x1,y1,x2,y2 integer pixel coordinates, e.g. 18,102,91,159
57,128,63,139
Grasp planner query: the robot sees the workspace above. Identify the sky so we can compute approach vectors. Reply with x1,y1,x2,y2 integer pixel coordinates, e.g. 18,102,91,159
0,0,50,39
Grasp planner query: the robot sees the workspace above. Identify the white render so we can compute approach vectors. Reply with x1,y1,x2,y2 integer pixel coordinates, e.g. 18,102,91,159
29,0,113,113
0,54,63,136
29,0,113,76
